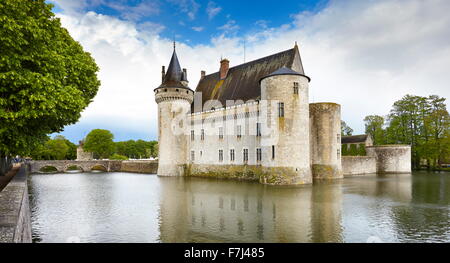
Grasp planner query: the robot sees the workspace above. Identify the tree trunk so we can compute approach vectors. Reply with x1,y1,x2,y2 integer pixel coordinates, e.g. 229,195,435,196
1,153,11,176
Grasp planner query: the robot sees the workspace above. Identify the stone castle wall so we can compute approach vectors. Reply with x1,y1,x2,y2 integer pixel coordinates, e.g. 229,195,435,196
342,156,377,175
76,146,93,161
367,145,411,174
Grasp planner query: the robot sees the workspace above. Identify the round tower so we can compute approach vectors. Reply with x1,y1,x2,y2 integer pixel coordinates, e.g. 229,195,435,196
309,103,343,179
154,44,194,176
260,67,312,185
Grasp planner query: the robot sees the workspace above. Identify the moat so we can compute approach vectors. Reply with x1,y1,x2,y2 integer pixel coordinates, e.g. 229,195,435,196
28,172,450,243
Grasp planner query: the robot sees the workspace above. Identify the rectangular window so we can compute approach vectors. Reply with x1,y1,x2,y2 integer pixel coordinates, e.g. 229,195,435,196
278,102,285,117
191,151,195,162
230,149,235,162
237,125,242,138
191,130,195,141
337,149,341,159
256,148,262,162
219,127,224,140
256,123,262,137
201,129,205,141
337,134,341,143
272,145,275,160
294,82,299,94
219,150,224,162
243,149,249,163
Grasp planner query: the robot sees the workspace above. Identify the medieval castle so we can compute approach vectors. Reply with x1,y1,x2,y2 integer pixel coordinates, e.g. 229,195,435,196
154,43,411,185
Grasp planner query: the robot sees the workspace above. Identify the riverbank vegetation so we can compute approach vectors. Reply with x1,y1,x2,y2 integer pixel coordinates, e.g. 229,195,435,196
31,136,77,160
82,129,158,160
0,0,100,175
364,95,449,170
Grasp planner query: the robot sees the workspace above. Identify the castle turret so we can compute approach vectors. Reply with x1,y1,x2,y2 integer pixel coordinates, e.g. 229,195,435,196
154,43,194,176
309,103,343,179
260,66,312,185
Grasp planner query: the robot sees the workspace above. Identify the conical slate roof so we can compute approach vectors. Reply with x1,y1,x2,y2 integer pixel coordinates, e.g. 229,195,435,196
160,47,185,88
261,67,303,80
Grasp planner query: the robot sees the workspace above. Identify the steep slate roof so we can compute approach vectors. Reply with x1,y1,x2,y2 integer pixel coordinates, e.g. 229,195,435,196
159,47,185,88
341,135,369,144
194,46,305,111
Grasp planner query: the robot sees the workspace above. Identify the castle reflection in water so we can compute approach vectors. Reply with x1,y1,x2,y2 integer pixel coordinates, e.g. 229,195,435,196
29,172,450,243
157,172,450,243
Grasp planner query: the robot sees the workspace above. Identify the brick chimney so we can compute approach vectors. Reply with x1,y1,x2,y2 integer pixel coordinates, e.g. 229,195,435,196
220,58,229,79
201,70,206,79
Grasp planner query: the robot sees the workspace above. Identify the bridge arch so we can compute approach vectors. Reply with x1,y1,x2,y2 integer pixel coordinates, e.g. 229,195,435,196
64,164,84,173
38,165,60,173
90,164,108,172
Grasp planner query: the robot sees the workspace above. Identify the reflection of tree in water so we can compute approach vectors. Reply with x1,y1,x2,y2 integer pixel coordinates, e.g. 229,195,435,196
390,173,450,242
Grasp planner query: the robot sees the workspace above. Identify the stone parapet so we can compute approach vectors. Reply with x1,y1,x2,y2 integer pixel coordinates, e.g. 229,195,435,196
0,165,32,243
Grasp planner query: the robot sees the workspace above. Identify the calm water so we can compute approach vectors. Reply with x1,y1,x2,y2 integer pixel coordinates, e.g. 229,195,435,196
28,172,450,243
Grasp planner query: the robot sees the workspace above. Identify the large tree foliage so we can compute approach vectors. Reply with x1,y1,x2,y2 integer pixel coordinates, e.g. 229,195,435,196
31,135,76,160
364,95,450,170
84,129,115,159
0,0,100,166
364,115,386,145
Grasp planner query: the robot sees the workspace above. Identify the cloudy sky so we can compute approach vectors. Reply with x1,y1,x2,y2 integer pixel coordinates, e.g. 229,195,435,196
48,0,450,143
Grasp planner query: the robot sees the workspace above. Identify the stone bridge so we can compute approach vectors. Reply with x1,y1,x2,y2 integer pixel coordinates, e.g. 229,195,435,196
28,160,123,173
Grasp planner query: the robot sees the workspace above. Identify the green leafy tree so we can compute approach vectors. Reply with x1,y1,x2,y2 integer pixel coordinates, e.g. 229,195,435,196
364,115,386,145
341,121,353,136
385,95,449,169
0,0,100,174
46,139,69,160
358,144,367,156
349,144,358,156
109,153,129,161
151,142,158,158
54,135,76,160
84,129,115,159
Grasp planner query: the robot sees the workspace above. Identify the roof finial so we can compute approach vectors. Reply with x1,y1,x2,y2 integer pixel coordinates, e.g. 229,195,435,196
173,41,176,50
294,41,298,48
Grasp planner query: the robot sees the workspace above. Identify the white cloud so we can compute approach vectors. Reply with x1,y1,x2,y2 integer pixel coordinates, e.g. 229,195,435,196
105,0,160,21
218,20,239,33
55,0,450,141
167,0,200,20
206,1,222,20
191,26,204,32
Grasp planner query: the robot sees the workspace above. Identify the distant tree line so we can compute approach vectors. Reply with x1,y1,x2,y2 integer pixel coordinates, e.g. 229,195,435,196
30,129,158,161
363,95,449,170
82,129,158,160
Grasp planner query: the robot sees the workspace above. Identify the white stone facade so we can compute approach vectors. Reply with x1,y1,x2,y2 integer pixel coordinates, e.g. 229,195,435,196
154,46,411,185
